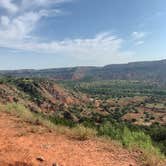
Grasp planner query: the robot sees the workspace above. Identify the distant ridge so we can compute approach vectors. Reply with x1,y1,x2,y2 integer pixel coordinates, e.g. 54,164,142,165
0,59,166,83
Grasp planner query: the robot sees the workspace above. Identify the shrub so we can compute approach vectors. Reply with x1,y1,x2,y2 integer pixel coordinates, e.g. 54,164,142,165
98,122,122,140
1,103,165,165
71,125,97,141
6,103,35,122
5,103,55,129
122,127,153,150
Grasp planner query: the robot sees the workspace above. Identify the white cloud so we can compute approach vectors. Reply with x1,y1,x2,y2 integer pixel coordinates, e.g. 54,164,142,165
21,0,71,10
132,32,146,40
1,16,10,27
0,0,134,65
0,0,18,13
131,31,147,46
0,11,51,41
0,0,65,41
135,40,144,46
0,32,134,64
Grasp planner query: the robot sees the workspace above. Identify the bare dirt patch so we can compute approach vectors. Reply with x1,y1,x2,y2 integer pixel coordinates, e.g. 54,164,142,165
0,112,137,166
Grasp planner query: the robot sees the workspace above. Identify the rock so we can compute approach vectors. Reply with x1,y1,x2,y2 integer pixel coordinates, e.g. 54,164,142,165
36,156,45,162
52,162,59,166
12,161,32,166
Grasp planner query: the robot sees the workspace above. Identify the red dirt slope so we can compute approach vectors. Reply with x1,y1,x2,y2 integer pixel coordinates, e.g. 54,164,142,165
0,112,137,166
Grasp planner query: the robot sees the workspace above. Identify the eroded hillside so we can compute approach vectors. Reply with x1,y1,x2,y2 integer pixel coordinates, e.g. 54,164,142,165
0,78,86,118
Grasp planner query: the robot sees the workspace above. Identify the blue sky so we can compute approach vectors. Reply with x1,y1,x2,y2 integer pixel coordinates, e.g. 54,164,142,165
0,0,166,69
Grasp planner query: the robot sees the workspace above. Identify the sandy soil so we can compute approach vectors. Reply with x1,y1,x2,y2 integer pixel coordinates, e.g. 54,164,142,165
0,112,138,166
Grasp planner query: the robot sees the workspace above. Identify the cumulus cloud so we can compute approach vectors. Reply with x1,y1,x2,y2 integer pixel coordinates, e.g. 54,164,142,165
132,31,146,46
0,0,67,41
20,0,68,14
9,33,123,53
0,0,18,13
135,40,144,46
132,32,146,40
22,0,71,7
0,11,51,41
0,32,134,64
1,16,10,26
0,0,134,65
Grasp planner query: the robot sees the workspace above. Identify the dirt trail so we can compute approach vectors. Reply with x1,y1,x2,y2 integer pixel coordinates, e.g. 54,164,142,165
0,112,138,166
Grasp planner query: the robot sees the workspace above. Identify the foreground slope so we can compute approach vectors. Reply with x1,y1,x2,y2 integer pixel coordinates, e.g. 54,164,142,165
0,111,137,166
0,77,165,165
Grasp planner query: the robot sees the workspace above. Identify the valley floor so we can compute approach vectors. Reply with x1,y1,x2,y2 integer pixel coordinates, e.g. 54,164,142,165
0,112,138,166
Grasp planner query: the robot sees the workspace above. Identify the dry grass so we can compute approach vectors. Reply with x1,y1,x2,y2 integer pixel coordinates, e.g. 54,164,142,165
0,103,165,166
139,149,166,166
70,125,97,141
0,103,97,141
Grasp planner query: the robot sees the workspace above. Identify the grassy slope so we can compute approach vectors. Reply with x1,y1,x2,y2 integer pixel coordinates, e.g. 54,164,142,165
0,103,165,166
0,77,166,165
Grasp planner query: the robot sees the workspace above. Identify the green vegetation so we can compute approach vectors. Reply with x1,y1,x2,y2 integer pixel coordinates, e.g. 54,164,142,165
0,76,166,165
0,103,165,166
58,80,166,155
59,80,166,98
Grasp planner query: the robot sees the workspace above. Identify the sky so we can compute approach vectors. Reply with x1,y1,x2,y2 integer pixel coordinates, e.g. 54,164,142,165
0,0,166,70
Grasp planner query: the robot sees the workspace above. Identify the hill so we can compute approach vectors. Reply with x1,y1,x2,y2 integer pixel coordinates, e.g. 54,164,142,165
0,61,166,165
0,77,166,165
1,59,166,83
0,111,138,166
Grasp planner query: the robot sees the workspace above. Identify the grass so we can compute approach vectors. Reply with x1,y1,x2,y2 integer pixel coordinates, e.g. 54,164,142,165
2,103,71,135
71,124,97,140
0,103,165,166
98,122,165,166
0,103,97,140
122,127,164,166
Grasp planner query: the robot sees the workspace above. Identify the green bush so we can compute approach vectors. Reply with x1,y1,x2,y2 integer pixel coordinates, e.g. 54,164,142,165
71,125,97,140
1,102,165,165
122,127,153,150
98,122,122,140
